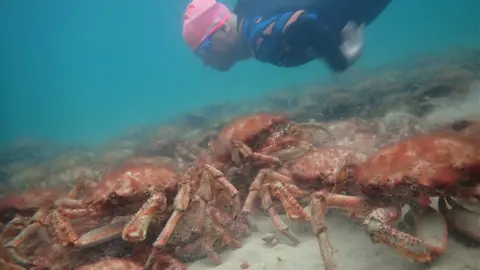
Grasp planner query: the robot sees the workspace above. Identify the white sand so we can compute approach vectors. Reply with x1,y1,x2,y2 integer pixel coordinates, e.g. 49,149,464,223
188,210,480,270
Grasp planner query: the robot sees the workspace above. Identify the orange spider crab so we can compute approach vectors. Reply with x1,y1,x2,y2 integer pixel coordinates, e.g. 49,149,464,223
204,113,333,218
311,130,480,268
143,163,244,268
5,163,181,267
208,113,332,168
241,147,367,269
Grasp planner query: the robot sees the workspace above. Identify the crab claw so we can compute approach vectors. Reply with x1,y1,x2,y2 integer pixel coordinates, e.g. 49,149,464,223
438,196,480,242
363,206,447,263
74,221,126,248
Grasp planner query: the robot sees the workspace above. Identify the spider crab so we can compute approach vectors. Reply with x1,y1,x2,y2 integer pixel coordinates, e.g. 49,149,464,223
207,113,332,167
4,163,181,267
143,162,245,269
241,147,368,269
1,188,79,267
0,215,34,269
204,113,333,213
309,130,480,269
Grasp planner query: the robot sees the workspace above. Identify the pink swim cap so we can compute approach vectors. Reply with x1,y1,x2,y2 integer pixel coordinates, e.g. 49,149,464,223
183,0,232,50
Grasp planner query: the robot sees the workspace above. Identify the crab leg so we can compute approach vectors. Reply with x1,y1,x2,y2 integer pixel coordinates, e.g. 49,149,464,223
50,209,81,246
260,189,301,245
183,171,215,237
144,182,191,269
363,205,447,263
0,215,29,239
243,168,309,244
74,220,127,248
243,169,309,219
182,166,242,263
313,190,448,263
310,193,337,270
146,165,242,268
5,180,85,266
203,165,241,216
268,181,310,220
7,209,55,266
191,199,207,235
259,137,315,155
53,180,97,209
230,140,282,166
244,169,310,215
122,192,168,242
242,169,269,214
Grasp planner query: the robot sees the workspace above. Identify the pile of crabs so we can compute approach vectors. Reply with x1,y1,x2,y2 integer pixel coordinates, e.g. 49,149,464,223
1,113,479,270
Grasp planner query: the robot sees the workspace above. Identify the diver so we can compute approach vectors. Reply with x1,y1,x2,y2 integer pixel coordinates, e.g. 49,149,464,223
182,0,392,72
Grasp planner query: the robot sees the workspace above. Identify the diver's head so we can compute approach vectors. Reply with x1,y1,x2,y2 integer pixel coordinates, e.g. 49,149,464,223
182,0,249,71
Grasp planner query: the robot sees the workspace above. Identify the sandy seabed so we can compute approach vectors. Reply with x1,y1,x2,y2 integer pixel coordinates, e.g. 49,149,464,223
188,210,480,270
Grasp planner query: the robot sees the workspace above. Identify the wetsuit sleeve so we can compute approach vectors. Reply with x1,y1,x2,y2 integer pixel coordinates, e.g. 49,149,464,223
239,12,314,67
239,10,351,70
239,11,326,67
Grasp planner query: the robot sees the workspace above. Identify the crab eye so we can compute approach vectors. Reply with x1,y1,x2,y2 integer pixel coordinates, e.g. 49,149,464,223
109,192,117,199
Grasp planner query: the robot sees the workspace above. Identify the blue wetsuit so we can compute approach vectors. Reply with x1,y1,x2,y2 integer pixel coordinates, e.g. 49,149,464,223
234,0,392,71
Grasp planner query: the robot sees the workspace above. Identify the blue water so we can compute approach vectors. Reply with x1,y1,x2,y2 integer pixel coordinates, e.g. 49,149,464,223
1,0,479,147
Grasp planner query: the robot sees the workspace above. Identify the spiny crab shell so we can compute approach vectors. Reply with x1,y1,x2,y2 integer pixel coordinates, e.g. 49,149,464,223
302,130,480,268
355,131,480,195
279,147,368,189
84,163,180,205
210,113,292,161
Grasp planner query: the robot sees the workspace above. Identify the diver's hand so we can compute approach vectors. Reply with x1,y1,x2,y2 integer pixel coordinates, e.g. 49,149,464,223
339,21,365,65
